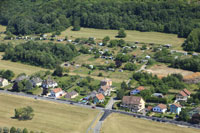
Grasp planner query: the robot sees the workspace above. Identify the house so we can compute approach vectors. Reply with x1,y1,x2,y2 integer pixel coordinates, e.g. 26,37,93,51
30,77,43,87
84,90,98,100
188,107,200,117
130,86,146,95
65,90,78,99
121,96,145,112
145,55,151,59
100,78,112,86
0,78,9,87
42,78,58,88
14,75,29,82
153,104,167,113
176,89,191,102
146,106,153,112
94,93,105,103
50,88,65,98
99,85,111,96
170,103,182,114
152,93,164,98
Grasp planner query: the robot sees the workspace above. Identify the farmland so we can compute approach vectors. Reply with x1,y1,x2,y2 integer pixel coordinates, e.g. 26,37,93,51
101,113,200,133
57,27,185,48
0,52,47,77
0,93,99,133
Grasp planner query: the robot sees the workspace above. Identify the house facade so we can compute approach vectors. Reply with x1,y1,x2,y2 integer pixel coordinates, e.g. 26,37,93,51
0,78,9,87
176,89,191,102
30,77,43,87
98,78,112,96
50,88,65,98
42,78,58,88
130,86,145,95
153,104,167,113
170,103,182,114
121,96,145,112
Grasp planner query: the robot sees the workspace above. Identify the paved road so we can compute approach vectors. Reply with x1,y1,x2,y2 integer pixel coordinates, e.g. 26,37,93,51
1,90,200,131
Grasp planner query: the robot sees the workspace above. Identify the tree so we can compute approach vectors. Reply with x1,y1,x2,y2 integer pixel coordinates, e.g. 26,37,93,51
98,72,103,77
123,63,137,71
15,106,34,120
177,109,190,122
16,129,21,133
53,66,64,77
3,127,9,133
102,36,110,45
141,44,147,50
117,89,124,99
121,81,128,90
117,28,126,38
22,128,28,133
0,127,2,133
1,70,15,80
10,127,16,133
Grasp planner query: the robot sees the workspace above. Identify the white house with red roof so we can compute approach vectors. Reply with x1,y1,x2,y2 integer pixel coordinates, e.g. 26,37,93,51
98,78,112,96
176,88,191,102
50,88,65,98
130,86,146,95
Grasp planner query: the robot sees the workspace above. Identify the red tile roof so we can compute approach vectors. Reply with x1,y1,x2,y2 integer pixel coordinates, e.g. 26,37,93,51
147,106,153,111
101,85,110,91
136,86,145,91
157,104,167,109
96,93,105,100
183,88,191,95
52,88,62,93
179,89,191,97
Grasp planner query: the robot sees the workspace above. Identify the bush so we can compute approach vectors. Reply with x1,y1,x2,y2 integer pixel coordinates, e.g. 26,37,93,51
15,106,34,120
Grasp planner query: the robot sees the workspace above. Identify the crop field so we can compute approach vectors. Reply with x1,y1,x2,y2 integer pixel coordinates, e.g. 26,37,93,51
58,27,185,47
101,113,200,133
0,52,47,77
0,93,99,133
145,64,194,78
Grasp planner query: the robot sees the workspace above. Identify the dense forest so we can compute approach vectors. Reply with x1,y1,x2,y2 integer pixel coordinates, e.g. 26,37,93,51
183,28,200,51
0,0,200,37
1,41,78,69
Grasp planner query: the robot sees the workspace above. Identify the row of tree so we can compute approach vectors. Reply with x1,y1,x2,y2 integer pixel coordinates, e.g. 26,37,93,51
0,126,40,133
0,0,199,37
0,70,15,80
2,41,78,69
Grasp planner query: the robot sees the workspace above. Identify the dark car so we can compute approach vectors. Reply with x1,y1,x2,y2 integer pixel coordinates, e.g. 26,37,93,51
92,106,96,109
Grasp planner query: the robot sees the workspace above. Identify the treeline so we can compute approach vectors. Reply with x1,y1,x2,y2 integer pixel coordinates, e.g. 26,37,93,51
0,0,200,37
2,41,78,69
132,72,186,94
0,126,43,133
154,48,200,72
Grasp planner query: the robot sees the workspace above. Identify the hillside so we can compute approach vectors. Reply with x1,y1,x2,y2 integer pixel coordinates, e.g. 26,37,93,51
0,0,200,37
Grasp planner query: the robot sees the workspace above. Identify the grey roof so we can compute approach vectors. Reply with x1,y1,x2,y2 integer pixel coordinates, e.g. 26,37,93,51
15,75,29,82
30,77,42,84
65,90,78,99
42,78,57,85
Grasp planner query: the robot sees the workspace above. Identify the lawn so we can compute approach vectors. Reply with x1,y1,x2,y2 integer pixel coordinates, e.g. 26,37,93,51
0,52,48,77
0,93,99,133
101,113,200,133
58,27,185,46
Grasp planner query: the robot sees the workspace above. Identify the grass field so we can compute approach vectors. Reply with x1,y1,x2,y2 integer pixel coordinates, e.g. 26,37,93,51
57,27,185,46
0,52,47,77
101,113,200,133
0,25,6,32
0,93,99,133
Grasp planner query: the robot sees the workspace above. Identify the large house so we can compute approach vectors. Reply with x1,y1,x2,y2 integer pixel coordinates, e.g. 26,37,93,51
130,86,146,95
98,78,112,96
176,89,191,102
153,104,167,113
50,88,65,98
170,103,182,114
65,90,78,99
0,78,9,87
30,77,43,87
42,78,58,88
100,78,112,86
94,93,105,103
84,90,97,100
121,96,145,112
